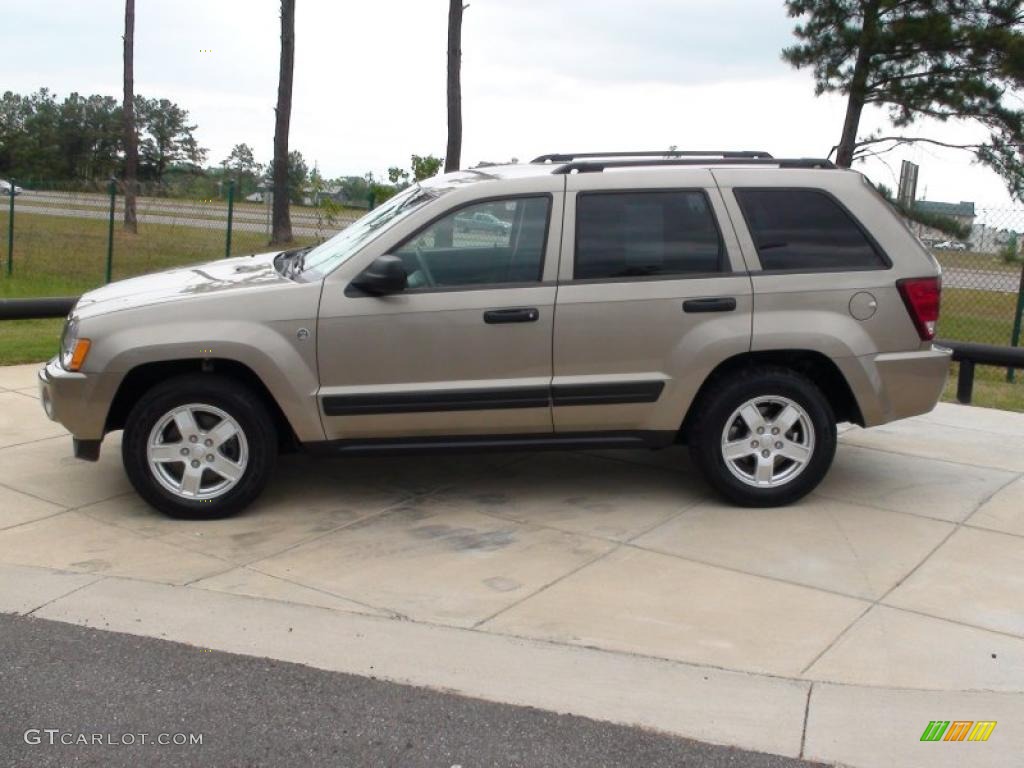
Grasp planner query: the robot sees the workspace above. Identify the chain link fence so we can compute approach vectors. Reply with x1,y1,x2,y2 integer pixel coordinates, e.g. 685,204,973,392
3,183,1023,352
911,208,1024,352
0,180,365,293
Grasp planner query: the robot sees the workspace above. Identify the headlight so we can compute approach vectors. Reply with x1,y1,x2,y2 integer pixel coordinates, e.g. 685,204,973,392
59,317,91,372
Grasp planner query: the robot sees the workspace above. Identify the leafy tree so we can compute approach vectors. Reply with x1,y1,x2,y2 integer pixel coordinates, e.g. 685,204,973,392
387,166,409,186
1002,232,1021,263
335,174,372,203
287,149,308,204
0,89,203,187
54,93,121,180
136,97,206,181
272,0,296,244
222,143,263,196
388,154,444,188
783,0,1024,198
411,153,444,181
11,90,62,179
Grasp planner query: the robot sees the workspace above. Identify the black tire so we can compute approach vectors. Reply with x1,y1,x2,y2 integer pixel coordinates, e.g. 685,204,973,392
688,367,837,507
122,374,277,519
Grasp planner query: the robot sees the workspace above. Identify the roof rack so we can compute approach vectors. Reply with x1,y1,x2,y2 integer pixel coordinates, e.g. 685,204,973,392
532,150,774,163
545,157,835,174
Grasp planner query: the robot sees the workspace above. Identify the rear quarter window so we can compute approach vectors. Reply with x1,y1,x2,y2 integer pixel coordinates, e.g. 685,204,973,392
734,188,888,271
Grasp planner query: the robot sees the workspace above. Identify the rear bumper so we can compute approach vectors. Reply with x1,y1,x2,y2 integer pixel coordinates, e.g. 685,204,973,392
837,346,952,427
37,359,118,447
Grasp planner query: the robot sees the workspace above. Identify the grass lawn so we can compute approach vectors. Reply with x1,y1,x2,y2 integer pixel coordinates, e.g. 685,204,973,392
942,363,1024,412
0,211,318,364
933,249,1024,275
938,287,1021,347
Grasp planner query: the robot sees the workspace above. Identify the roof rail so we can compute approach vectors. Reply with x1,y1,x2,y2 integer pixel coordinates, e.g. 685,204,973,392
548,157,835,174
532,150,773,164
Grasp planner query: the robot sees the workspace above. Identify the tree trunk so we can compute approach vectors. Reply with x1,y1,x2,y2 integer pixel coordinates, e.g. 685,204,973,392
272,0,295,245
835,0,881,168
122,0,138,233
444,0,464,173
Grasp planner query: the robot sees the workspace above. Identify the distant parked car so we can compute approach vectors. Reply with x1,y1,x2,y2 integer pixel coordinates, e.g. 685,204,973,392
0,179,23,196
455,211,512,235
934,241,967,251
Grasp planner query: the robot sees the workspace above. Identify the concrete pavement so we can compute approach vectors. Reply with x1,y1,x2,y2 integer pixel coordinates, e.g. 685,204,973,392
1,362,1023,766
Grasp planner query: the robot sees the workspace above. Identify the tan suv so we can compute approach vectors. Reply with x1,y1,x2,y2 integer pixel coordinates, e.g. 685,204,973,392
38,151,951,518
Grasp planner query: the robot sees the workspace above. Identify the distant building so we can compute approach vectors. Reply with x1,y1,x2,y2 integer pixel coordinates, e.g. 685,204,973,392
900,199,977,249
913,200,976,228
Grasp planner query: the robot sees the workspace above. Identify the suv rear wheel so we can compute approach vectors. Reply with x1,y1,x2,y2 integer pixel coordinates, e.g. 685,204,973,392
121,374,277,519
689,368,836,507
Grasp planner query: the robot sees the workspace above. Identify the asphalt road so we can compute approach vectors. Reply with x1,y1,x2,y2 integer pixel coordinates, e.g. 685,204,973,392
12,201,344,240
942,266,1022,293
0,613,824,768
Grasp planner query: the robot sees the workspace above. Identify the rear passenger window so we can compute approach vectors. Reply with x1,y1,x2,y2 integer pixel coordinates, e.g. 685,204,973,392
575,191,724,280
734,189,887,271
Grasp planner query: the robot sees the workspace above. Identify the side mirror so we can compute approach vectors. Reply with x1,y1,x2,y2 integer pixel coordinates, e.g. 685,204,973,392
351,255,408,295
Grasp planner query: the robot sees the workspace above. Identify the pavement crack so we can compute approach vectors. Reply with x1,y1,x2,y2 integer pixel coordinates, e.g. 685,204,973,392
24,576,104,617
471,543,623,630
799,683,814,759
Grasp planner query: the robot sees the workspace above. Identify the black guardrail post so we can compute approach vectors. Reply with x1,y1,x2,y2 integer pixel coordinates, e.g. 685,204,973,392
1009,262,1024,383
939,339,1024,405
956,360,976,405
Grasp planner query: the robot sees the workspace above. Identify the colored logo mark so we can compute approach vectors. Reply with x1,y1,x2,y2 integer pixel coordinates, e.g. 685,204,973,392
920,721,997,742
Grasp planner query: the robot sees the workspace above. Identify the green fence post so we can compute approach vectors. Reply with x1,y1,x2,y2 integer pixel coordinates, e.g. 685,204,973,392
105,180,116,284
1009,261,1024,383
5,178,13,277
225,180,235,258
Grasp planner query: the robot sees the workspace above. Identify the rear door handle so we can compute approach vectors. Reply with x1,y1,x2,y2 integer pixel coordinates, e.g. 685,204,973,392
683,297,737,314
483,307,540,324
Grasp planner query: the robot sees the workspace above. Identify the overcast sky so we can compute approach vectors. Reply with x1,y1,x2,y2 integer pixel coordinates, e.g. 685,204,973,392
1,0,1015,207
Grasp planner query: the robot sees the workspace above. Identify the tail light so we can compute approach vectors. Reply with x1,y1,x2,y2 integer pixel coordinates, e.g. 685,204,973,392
897,276,941,341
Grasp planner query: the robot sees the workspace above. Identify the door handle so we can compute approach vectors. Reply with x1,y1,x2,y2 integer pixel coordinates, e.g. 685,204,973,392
483,307,540,324
683,297,737,314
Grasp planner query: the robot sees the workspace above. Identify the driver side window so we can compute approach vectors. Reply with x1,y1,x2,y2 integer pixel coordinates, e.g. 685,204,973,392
393,196,550,289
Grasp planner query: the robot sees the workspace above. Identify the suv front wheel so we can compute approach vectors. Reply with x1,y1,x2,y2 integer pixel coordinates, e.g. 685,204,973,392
689,368,837,507
122,374,277,519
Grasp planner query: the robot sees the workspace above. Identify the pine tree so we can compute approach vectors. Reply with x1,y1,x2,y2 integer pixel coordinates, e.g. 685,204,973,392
123,0,138,232
445,1,466,173
783,0,1024,197
272,0,296,245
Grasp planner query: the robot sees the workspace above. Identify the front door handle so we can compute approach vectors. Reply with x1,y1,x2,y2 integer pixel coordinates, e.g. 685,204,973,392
483,307,540,324
683,297,737,314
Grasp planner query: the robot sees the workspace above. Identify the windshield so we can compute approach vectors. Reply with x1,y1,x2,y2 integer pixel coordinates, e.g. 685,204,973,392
299,185,441,277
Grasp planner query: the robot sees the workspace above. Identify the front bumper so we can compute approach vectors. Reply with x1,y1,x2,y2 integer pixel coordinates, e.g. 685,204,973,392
37,358,119,456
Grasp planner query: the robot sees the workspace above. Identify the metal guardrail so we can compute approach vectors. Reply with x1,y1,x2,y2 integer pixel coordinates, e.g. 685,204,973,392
938,339,1024,405
0,297,78,320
